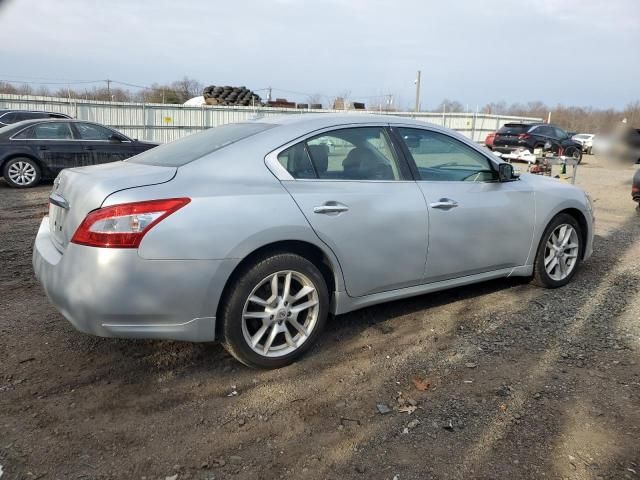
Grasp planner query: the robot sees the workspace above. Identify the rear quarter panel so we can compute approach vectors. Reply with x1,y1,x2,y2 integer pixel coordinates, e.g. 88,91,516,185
102,138,346,292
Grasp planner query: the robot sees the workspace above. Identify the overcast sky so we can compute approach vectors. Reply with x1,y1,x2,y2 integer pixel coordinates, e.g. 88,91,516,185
0,0,638,110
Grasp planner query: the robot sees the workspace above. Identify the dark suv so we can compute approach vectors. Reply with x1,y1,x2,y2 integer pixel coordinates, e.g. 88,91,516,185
493,123,583,161
0,109,72,127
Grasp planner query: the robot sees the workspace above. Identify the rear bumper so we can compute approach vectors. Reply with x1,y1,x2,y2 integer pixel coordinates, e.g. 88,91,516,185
33,217,236,342
493,145,531,154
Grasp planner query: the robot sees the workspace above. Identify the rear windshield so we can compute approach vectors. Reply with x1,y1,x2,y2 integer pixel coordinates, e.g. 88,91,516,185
497,124,532,134
128,122,275,167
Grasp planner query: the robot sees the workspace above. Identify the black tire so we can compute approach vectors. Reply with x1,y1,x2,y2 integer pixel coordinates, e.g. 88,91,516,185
532,213,583,288
219,252,329,369
565,146,582,163
3,157,41,188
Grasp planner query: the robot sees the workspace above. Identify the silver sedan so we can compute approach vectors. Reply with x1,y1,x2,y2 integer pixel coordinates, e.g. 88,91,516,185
33,114,594,368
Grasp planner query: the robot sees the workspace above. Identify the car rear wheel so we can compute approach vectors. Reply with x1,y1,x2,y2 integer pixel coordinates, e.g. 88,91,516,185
219,253,329,368
532,213,583,288
3,157,41,188
565,146,582,163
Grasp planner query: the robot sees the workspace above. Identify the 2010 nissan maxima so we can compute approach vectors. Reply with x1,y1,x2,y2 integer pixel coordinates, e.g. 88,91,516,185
33,114,594,368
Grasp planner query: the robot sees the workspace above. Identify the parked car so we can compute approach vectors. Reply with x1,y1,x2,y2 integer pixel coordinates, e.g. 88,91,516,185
572,133,595,154
493,123,583,162
633,169,640,205
33,114,594,368
484,131,496,150
0,109,72,127
0,119,157,188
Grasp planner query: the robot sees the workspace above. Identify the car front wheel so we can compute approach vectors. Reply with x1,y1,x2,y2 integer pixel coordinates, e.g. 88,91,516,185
3,157,41,188
532,213,583,288
219,253,329,368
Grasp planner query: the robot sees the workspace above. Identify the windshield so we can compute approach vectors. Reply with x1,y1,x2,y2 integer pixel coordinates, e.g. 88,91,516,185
128,122,275,167
497,124,532,135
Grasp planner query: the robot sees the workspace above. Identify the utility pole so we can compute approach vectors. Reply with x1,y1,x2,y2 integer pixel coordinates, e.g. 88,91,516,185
267,87,272,103
414,70,421,113
106,79,111,101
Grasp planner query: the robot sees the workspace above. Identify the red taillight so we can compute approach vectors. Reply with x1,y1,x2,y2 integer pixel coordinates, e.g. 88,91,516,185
71,198,190,248
632,186,640,193
518,133,531,140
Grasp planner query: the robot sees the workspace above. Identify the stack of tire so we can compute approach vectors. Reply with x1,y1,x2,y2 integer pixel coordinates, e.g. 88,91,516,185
202,86,262,106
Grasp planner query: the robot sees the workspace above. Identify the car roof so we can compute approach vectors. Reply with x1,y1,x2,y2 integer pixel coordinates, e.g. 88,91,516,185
247,113,471,138
0,109,71,116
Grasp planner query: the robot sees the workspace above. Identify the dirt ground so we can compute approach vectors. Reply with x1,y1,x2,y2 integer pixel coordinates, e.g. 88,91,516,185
1,155,639,480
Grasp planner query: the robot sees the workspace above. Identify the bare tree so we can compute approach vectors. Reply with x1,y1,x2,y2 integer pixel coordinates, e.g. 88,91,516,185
436,99,464,113
171,76,203,103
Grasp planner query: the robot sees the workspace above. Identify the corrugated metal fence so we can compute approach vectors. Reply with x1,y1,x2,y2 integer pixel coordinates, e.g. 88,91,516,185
0,94,541,143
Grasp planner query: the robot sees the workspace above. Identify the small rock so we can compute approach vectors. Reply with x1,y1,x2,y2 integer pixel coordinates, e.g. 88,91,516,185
407,398,418,407
335,401,346,408
200,462,209,469
355,465,366,473
407,419,420,429
166,476,178,480
376,403,391,414
229,455,242,464
496,385,512,397
443,420,454,431
533,392,542,399
238,418,245,426
465,362,477,369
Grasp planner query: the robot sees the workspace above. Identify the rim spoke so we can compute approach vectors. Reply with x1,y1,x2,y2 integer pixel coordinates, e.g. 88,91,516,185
263,324,279,354
292,285,315,302
547,257,558,272
251,323,270,347
544,252,555,266
289,319,309,337
248,295,268,307
558,256,567,276
243,311,270,320
267,273,279,303
282,272,292,300
284,327,296,347
290,299,318,314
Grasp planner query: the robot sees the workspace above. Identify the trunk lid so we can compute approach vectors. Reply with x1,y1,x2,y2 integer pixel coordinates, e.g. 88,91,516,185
494,124,532,146
48,161,176,251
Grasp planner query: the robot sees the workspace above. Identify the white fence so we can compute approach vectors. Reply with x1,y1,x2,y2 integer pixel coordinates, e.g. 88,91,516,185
0,94,541,144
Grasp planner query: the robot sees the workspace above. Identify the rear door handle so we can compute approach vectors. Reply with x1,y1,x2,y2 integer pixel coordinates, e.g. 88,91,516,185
38,146,49,151
429,198,459,210
313,203,349,214
84,146,95,151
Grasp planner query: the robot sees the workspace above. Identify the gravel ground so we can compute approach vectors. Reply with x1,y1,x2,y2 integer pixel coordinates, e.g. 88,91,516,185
0,155,639,480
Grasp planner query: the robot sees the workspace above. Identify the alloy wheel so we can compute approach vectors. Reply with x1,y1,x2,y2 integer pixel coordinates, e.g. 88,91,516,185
241,270,319,357
544,224,579,281
7,160,37,186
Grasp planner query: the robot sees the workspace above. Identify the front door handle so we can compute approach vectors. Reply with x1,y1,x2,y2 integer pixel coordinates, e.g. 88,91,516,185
38,146,49,151
313,202,349,214
429,198,459,210
84,146,95,151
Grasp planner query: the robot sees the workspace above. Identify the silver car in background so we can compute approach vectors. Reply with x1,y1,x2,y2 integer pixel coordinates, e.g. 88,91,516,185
33,114,594,368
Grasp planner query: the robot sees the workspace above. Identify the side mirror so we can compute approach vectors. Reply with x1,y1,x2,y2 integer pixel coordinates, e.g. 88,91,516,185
109,134,123,142
498,162,515,182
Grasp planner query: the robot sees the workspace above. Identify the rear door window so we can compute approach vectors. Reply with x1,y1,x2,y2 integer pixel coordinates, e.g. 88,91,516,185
129,122,274,167
30,122,74,140
0,112,16,124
